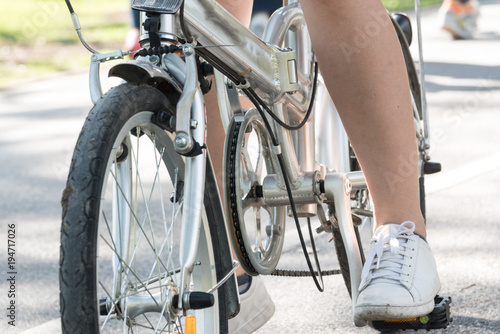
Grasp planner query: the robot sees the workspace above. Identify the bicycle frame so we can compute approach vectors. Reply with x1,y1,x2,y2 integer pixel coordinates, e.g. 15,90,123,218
87,0,369,325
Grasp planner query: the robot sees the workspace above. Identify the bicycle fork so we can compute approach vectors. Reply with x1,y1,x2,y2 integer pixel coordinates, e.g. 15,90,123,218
163,46,239,315
162,47,211,313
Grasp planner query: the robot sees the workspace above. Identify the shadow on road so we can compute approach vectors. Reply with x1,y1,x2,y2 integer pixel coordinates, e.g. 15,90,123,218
452,315,500,332
424,62,500,92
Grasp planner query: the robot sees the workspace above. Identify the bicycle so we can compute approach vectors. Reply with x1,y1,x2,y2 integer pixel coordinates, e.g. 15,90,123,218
59,0,450,333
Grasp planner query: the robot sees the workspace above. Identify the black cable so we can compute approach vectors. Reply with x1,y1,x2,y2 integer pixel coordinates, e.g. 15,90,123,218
246,61,319,131
64,0,74,14
277,153,324,292
242,88,279,146
179,0,193,44
244,82,325,290
307,217,323,283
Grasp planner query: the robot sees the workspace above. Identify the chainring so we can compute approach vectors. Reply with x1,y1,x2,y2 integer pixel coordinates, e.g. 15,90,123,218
224,110,286,275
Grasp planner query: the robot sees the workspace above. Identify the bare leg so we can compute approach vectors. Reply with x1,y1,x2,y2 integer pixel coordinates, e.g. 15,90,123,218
299,0,426,236
297,2,439,321
215,0,254,27
210,0,424,234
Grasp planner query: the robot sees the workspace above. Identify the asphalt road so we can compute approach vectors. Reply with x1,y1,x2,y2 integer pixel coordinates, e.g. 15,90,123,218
1,2,499,333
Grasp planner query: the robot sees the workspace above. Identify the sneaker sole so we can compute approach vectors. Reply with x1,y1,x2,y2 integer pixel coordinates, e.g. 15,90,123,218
354,298,435,321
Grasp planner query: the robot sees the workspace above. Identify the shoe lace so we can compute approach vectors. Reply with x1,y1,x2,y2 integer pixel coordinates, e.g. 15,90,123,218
360,221,416,288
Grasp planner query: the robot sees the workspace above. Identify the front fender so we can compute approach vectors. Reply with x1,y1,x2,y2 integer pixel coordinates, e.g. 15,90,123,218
108,60,183,95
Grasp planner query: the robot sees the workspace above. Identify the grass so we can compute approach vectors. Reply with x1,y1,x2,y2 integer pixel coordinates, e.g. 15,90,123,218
0,0,129,45
0,0,130,88
383,0,442,11
0,0,442,88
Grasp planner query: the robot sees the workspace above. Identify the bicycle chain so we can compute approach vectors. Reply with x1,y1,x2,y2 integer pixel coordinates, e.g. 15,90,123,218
271,269,341,277
226,119,341,278
226,121,258,275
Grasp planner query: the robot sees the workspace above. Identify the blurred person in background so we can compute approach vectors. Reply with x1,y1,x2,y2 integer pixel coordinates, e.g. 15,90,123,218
124,7,140,52
439,0,479,39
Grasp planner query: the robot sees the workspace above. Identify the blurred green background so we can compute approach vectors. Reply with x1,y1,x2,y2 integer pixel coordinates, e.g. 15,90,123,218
0,0,441,88
0,0,129,88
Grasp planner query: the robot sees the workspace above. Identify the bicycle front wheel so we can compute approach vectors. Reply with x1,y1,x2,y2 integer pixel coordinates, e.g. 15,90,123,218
60,83,228,333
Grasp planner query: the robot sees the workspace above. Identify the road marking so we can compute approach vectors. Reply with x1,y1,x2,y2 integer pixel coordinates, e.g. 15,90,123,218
426,154,500,194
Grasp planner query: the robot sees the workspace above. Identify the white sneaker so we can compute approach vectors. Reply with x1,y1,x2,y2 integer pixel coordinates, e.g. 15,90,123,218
354,221,440,321
229,275,275,333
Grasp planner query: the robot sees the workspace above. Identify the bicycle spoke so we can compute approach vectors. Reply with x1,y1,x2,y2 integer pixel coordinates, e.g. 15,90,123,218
109,162,171,280
101,128,189,331
129,135,179,289
253,206,264,256
129,129,162,273
147,140,177,285
99,235,161,306
98,281,119,330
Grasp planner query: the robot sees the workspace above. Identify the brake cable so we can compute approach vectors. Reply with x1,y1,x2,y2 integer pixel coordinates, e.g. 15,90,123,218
242,86,326,292
245,61,319,131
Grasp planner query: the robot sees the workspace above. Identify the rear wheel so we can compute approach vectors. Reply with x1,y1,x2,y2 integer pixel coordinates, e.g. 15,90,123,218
60,83,229,333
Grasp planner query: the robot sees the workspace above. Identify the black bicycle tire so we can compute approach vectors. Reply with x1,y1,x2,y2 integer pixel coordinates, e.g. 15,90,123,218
59,83,229,333
332,18,426,298
391,14,423,120
332,223,365,299
391,15,427,218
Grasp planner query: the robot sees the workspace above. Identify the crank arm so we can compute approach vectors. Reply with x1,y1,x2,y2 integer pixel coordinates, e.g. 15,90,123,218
323,172,367,327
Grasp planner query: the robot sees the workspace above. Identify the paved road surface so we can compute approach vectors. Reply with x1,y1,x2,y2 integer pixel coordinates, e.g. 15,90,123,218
0,2,499,333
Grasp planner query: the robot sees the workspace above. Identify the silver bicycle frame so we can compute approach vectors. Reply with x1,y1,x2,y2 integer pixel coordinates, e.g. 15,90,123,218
130,0,367,321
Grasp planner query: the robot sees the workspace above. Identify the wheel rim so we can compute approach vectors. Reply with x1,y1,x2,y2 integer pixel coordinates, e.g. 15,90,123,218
96,111,219,333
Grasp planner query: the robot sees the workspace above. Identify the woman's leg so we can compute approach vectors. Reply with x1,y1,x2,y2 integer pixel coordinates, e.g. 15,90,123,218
299,0,425,235
299,0,440,321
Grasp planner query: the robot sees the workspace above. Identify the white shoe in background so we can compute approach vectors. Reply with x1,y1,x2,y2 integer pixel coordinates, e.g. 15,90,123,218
229,275,275,333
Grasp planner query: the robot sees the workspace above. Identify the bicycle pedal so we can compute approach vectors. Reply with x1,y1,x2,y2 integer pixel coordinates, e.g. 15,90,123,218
370,295,452,332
